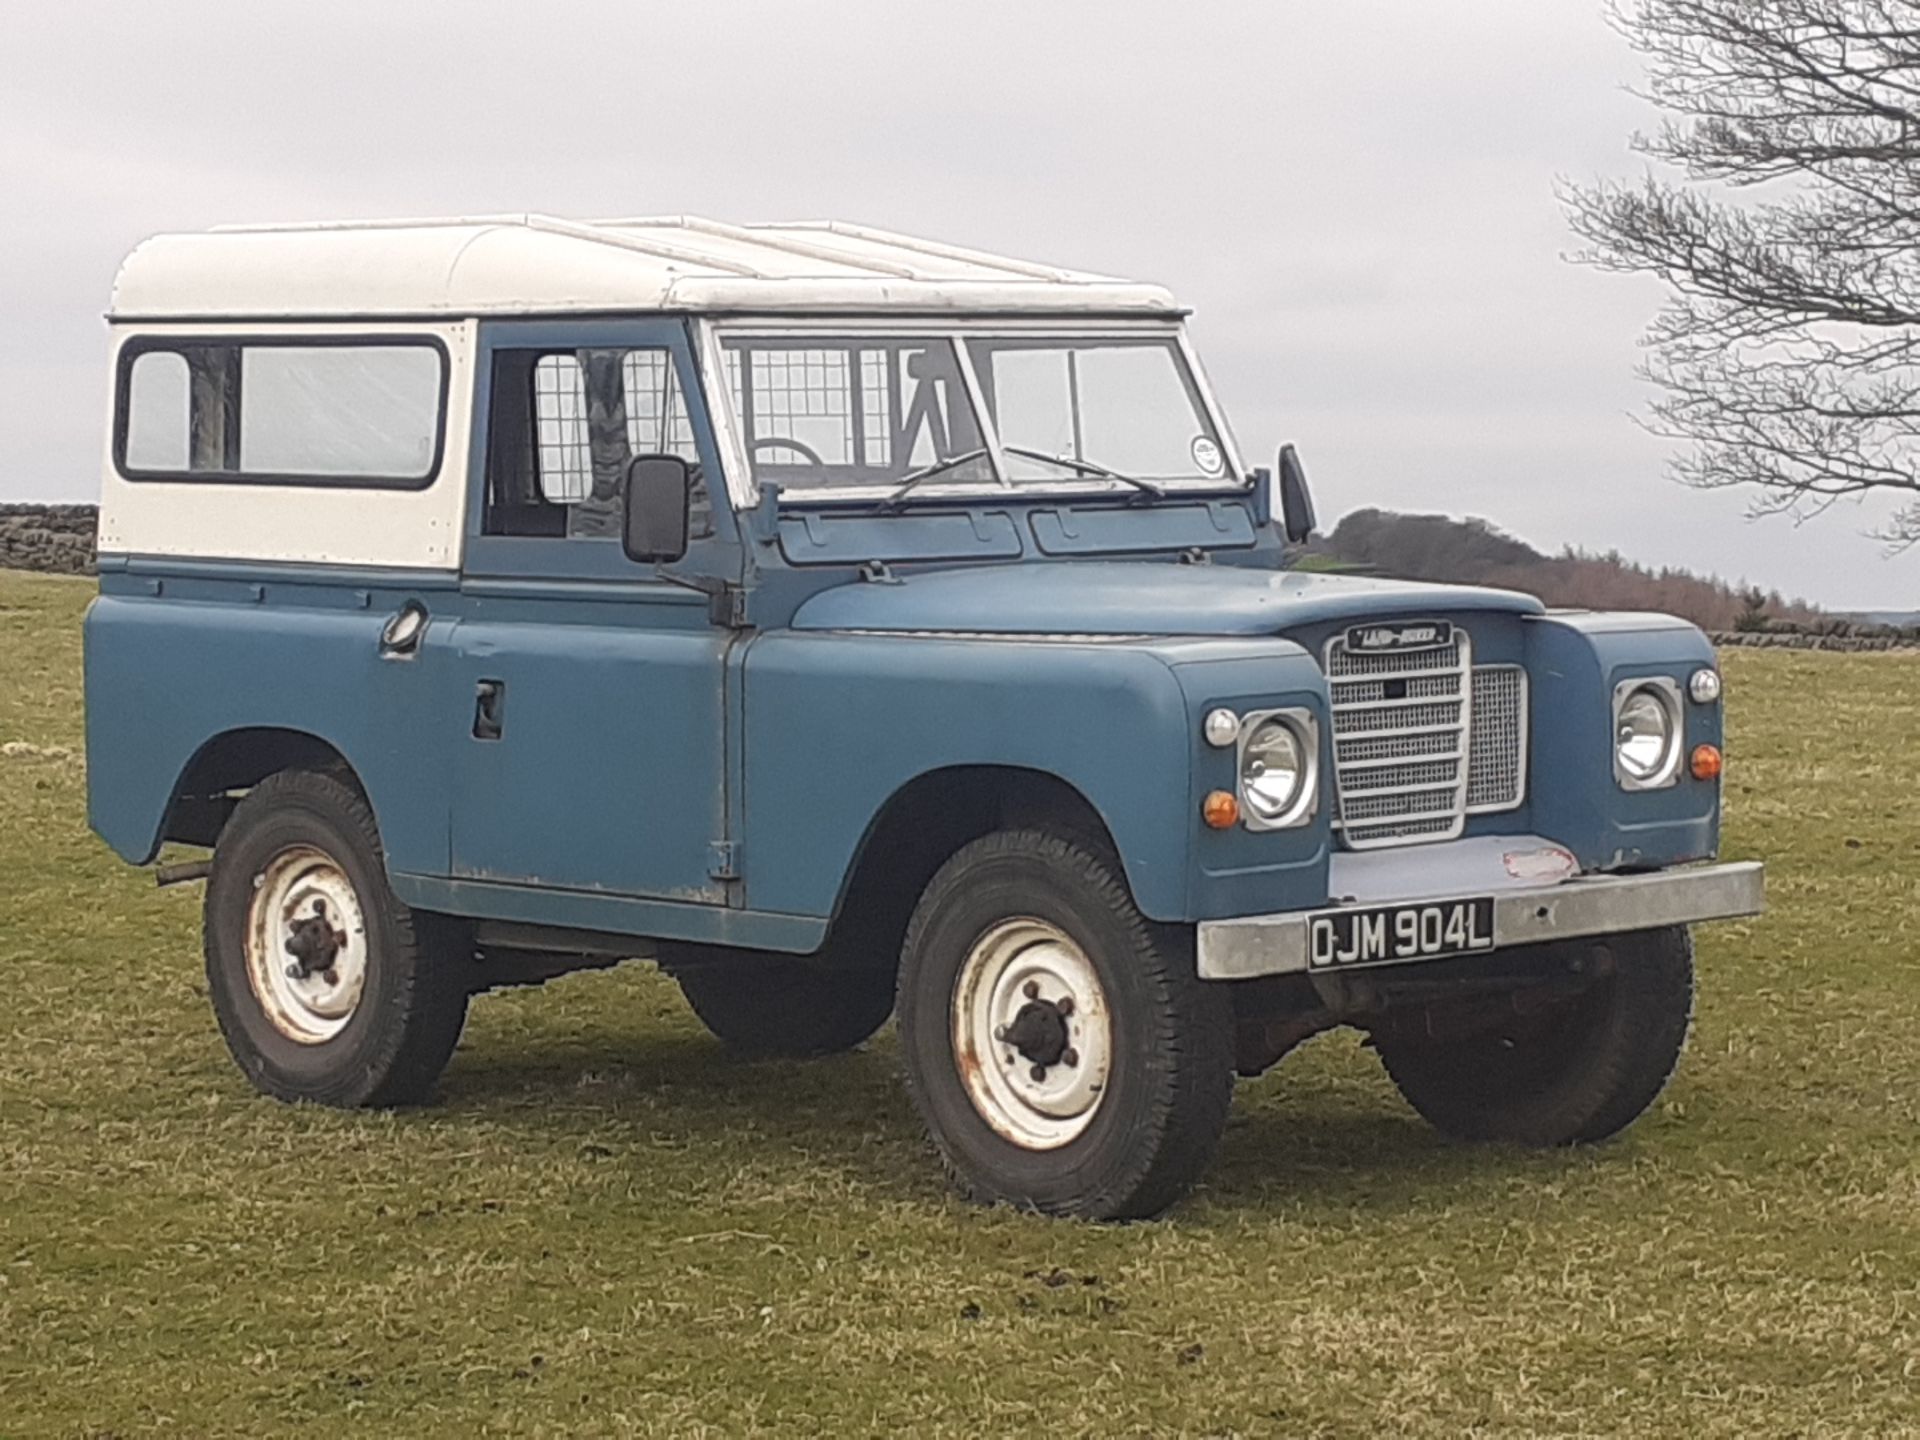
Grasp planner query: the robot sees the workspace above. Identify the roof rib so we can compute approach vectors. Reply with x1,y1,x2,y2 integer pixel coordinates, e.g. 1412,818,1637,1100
777,220,1086,281
518,215,768,277
595,215,929,280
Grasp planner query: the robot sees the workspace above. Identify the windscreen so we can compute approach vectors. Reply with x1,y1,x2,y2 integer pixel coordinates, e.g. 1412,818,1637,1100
719,330,1231,496
964,336,1228,485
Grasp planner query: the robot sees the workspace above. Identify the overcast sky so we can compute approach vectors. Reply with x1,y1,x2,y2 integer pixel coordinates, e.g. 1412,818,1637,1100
1,0,1910,608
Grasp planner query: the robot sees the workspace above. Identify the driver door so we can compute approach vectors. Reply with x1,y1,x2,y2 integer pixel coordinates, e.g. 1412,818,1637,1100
442,319,735,903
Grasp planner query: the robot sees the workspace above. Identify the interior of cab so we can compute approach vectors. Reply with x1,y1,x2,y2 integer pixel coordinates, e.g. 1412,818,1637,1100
483,346,710,541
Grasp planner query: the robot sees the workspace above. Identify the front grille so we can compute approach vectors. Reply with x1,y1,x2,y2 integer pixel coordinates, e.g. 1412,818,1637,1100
1325,626,1527,849
1467,665,1528,811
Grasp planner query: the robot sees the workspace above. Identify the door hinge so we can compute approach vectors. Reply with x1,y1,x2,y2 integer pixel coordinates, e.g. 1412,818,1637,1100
707,841,742,882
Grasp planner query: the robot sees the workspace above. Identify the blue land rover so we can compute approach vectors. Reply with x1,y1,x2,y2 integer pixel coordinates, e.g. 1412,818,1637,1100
86,215,1763,1219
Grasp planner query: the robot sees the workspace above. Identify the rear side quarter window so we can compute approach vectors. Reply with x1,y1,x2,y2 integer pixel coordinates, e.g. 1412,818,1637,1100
114,337,449,488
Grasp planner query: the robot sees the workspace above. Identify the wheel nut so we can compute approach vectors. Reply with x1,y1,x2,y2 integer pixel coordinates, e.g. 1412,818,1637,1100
1062,1048,1079,1067
1023,980,1040,999
285,962,302,980
1055,996,1074,1017
322,969,339,987
994,1024,1009,1042
1030,1064,1047,1082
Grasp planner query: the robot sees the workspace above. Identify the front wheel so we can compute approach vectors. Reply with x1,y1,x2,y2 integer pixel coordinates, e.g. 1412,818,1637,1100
1375,926,1695,1146
896,830,1235,1221
204,769,471,1108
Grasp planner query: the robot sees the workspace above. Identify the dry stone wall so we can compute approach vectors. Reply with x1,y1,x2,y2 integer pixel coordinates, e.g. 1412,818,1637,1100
0,504,97,576
1710,628,1919,654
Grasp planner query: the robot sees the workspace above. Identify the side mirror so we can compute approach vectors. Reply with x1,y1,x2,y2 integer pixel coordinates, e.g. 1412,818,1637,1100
622,454,692,564
1276,443,1317,545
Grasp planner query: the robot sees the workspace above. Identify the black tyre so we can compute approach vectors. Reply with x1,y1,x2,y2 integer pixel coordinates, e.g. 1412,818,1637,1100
204,769,470,1107
1375,926,1695,1146
895,830,1235,1221
674,956,895,1057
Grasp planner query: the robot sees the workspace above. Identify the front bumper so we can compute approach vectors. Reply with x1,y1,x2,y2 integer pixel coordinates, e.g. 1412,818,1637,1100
1197,859,1765,981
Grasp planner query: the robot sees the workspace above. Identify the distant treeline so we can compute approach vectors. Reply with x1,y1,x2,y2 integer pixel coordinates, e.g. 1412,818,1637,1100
1311,508,1834,633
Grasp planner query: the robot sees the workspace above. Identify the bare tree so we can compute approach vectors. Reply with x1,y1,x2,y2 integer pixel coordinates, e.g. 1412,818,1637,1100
1564,0,1920,548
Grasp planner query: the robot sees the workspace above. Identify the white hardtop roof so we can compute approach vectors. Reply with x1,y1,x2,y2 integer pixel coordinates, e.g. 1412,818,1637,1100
109,214,1183,321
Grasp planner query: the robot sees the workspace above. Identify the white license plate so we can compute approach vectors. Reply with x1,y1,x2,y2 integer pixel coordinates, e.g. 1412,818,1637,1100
1308,897,1496,971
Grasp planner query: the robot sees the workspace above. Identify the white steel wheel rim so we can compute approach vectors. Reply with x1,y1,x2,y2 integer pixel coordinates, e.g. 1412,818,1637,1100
952,917,1113,1151
244,845,370,1044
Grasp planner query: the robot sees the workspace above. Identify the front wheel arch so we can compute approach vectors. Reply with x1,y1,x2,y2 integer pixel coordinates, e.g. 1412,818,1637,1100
816,765,1132,972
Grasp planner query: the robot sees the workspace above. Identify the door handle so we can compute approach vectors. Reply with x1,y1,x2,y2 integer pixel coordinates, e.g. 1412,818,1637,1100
472,679,505,741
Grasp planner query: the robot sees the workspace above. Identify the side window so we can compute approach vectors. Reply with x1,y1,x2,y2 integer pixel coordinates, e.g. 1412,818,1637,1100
486,346,710,541
117,339,445,486
123,351,194,471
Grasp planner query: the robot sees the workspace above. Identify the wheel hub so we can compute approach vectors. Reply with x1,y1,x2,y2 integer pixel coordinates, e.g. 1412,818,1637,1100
1002,995,1072,1069
284,898,349,982
244,846,369,1044
953,919,1113,1151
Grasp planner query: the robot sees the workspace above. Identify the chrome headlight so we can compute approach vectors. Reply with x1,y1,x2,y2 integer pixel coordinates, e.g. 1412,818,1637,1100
1237,710,1319,828
1613,679,1683,790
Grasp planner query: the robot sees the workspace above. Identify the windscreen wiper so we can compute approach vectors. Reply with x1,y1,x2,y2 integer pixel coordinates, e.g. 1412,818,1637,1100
1001,446,1165,499
869,445,1164,514
868,448,991,514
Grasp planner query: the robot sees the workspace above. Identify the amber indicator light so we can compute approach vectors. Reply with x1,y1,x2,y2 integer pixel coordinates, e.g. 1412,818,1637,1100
1202,790,1241,829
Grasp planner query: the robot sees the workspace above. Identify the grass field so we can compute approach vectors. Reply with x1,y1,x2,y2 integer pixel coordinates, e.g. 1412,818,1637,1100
2,569,1916,1437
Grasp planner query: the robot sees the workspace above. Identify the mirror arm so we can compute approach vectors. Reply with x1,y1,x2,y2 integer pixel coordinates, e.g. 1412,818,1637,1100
645,566,749,628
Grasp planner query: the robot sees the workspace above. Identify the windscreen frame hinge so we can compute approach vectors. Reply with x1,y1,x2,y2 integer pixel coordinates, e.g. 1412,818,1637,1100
705,583,750,629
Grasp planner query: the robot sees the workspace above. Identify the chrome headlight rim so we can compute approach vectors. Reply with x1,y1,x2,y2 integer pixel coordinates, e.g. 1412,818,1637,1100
1235,707,1321,830
1613,677,1685,791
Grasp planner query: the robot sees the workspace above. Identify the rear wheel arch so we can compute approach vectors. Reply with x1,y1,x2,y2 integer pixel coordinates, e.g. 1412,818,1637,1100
163,727,365,849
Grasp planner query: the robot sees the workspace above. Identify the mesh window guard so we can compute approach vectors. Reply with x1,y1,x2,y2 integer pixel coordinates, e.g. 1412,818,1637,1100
533,355,591,503
620,350,699,459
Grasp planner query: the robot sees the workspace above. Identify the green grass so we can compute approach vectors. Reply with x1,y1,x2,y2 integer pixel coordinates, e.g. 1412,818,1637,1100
1,569,1916,1438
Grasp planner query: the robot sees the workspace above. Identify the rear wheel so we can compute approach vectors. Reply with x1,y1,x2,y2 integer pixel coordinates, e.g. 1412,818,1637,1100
1375,926,1695,1146
674,957,895,1057
896,830,1234,1221
204,769,470,1107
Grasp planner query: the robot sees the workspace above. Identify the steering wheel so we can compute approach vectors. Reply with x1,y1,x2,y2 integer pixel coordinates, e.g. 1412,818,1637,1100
751,437,824,466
